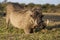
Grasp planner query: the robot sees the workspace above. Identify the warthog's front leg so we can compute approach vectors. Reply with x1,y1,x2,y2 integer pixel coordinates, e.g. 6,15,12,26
24,28,33,34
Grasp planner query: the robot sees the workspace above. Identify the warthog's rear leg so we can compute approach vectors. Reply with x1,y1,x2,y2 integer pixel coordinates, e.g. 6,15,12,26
6,15,10,28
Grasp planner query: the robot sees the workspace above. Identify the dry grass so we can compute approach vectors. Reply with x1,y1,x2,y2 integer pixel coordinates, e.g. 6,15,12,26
0,14,60,40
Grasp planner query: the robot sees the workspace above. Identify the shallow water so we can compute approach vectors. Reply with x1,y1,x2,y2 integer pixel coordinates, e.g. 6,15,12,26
43,15,60,22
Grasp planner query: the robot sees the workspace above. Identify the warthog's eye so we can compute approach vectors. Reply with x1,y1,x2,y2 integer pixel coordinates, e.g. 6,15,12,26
30,15,35,19
30,15,33,17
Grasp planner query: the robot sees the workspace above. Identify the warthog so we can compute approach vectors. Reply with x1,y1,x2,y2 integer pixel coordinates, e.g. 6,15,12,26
6,3,45,34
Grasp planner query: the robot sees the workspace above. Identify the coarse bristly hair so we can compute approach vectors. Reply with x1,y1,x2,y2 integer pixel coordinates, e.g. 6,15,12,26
6,2,45,34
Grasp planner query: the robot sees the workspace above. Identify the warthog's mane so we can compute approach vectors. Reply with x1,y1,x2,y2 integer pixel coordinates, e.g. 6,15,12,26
7,2,42,14
7,2,27,13
7,2,24,9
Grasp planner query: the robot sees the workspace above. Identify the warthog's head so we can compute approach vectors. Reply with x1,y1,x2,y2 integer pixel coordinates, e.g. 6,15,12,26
26,8,44,33
29,7,44,30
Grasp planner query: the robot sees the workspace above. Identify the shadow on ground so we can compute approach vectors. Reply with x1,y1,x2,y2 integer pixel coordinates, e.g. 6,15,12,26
34,24,60,33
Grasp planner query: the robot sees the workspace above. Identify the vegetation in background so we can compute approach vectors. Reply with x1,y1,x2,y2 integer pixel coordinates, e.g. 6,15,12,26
0,3,60,13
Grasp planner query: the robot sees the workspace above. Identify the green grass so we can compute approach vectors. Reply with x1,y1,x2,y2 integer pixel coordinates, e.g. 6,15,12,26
0,17,60,40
